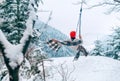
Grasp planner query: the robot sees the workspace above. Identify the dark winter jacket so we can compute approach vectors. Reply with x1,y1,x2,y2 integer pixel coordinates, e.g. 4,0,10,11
47,38,88,60
60,39,82,46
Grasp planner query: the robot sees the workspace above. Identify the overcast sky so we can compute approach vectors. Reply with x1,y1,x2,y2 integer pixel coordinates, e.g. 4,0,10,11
38,0,120,49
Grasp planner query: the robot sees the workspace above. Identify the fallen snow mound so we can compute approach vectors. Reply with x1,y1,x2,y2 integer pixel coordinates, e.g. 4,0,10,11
46,56,120,81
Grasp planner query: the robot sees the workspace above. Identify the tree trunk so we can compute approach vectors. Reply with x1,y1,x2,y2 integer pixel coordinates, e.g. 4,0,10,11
8,66,20,81
2,53,20,81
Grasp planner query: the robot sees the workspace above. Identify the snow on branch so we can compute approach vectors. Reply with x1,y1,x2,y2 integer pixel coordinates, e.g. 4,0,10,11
20,22,33,44
19,18,32,55
19,22,32,55
0,30,24,69
20,0,37,45
0,30,11,48
20,0,38,55
0,0,39,70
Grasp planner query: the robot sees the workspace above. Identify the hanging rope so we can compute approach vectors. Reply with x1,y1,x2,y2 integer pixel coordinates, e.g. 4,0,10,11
76,2,83,38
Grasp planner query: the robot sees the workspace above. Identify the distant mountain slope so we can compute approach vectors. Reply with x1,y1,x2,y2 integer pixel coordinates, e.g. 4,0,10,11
46,56,120,81
35,20,76,57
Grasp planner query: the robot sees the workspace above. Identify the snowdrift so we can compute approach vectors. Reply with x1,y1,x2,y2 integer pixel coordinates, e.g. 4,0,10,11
46,56,120,81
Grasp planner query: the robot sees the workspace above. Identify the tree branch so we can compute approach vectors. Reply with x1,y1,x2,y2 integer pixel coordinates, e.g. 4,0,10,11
0,30,11,49
87,2,118,9
0,41,4,55
22,36,32,55
114,0,120,3
20,20,33,55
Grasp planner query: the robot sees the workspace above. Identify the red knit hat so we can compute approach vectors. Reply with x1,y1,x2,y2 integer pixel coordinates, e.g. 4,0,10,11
70,31,76,38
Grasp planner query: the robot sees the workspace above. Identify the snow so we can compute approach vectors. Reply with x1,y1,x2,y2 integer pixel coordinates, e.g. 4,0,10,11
45,56,120,81
4,44,24,69
0,30,26,69
20,0,37,44
0,30,11,47
0,0,38,71
24,58,31,69
20,23,32,44
0,27,31,69
1,56,120,81
2,74,9,81
0,0,4,3
9,61,18,69
0,11,33,69
0,21,30,69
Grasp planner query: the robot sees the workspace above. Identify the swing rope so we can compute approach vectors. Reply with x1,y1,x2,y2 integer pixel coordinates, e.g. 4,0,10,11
76,2,83,39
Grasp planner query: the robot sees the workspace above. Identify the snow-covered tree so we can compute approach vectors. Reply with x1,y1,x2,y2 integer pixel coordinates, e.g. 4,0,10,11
0,0,28,44
0,0,41,81
19,42,48,81
90,40,104,56
107,27,120,59
90,27,120,60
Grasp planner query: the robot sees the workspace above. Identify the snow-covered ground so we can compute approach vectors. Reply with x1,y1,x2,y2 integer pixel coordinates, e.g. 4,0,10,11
45,56,120,81
1,56,120,81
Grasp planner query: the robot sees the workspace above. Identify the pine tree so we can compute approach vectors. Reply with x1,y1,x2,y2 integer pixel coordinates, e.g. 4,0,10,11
0,0,29,44
90,40,104,56
92,27,120,60
0,0,41,44
108,27,120,59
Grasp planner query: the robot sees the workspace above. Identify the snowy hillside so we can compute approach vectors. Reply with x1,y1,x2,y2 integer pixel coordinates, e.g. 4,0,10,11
34,20,76,57
45,56,120,81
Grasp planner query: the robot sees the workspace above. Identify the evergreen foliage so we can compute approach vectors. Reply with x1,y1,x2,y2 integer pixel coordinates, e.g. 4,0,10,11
0,0,28,44
0,0,40,44
91,27,120,60
107,27,120,59
91,40,104,56
0,0,43,81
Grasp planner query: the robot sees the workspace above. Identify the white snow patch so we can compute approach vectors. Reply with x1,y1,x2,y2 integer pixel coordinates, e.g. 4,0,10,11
45,56,120,81
24,58,31,70
9,61,18,69
20,25,32,44
0,0,4,3
0,30,24,69
0,30,11,47
0,0,38,71
1,56,120,81
4,44,24,69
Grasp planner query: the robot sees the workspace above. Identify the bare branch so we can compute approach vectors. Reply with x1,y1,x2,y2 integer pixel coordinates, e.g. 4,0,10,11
52,61,75,81
67,64,75,79
87,2,117,9
25,46,35,58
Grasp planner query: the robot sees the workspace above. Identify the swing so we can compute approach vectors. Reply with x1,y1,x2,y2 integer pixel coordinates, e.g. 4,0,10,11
76,1,83,40
46,1,85,51
46,1,88,60
73,2,89,58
